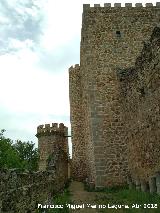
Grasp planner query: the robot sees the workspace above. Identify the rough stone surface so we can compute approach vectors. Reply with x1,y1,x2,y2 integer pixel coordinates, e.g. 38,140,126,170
118,27,160,182
69,4,160,188
69,65,88,181
36,123,69,171
0,150,68,213
156,173,160,195
149,176,157,194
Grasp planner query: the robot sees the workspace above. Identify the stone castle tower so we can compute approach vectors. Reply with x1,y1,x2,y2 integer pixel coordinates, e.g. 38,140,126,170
69,3,160,188
36,123,68,171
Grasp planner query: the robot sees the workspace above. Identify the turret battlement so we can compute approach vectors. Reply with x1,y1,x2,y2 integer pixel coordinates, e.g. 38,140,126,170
83,2,160,9
36,123,68,137
37,122,69,171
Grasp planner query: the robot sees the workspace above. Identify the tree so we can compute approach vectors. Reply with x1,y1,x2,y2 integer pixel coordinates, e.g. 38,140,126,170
0,129,22,169
0,129,39,171
13,140,39,171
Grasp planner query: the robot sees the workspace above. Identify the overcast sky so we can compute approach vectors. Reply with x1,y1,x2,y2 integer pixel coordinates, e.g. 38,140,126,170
0,0,158,155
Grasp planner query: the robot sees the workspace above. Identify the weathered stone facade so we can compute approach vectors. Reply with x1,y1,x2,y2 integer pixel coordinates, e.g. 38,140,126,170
0,150,68,213
118,26,160,184
36,123,68,171
69,3,160,188
69,65,88,181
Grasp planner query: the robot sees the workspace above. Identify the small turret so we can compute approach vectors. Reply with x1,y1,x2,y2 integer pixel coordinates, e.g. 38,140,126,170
36,123,68,171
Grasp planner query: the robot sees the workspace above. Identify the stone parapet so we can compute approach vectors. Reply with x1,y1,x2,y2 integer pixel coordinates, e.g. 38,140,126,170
83,2,160,9
69,64,80,72
36,123,68,138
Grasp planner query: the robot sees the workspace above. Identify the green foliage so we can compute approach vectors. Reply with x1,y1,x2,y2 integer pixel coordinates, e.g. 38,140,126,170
112,189,160,211
94,187,160,213
83,182,160,212
36,189,72,213
13,140,39,171
0,129,22,169
48,189,71,213
0,129,39,171
36,181,72,213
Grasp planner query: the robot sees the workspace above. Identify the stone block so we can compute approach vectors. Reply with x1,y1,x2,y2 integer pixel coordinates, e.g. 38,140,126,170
104,3,111,7
114,3,121,7
141,181,149,192
83,4,90,10
37,125,44,133
127,176,135,189
156,174,160,195
149,176,157,194
135,3,143,7
95,175,105,189
145,3,153,7
135,179,141,190
156,2,160,7
45,124,50,132
89,181,95,190
94,4,100,7
125,3,132,7
75,64,79,68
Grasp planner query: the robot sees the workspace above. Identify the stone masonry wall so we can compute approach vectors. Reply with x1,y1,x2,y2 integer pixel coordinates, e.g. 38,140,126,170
36,123,68,171
69,65,88,180
0,149,68,213
70,3,160,188
118,27,160,183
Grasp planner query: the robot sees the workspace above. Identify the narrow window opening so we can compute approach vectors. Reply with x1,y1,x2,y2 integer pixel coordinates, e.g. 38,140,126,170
139,87,145,97
116,31,121,37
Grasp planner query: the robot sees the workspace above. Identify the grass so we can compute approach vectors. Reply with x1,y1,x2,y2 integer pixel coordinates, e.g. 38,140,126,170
37,181,160,213
48,188,72,213
85,184,160,213
36,181,72,213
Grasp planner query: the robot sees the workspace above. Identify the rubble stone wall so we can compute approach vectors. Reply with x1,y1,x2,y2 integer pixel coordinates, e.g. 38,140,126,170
118,27,160,183
69,65,88,180
0,150,68,213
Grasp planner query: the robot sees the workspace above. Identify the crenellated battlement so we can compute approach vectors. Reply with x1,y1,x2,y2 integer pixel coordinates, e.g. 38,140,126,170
83,2,160,9
69,64,80,72
36,123,68,137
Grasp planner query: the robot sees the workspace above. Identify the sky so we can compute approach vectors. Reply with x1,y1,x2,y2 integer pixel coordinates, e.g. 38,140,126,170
0,0,158,156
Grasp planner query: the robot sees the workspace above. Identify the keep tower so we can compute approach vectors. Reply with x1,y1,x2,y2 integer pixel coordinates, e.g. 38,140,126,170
69,3,160,188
